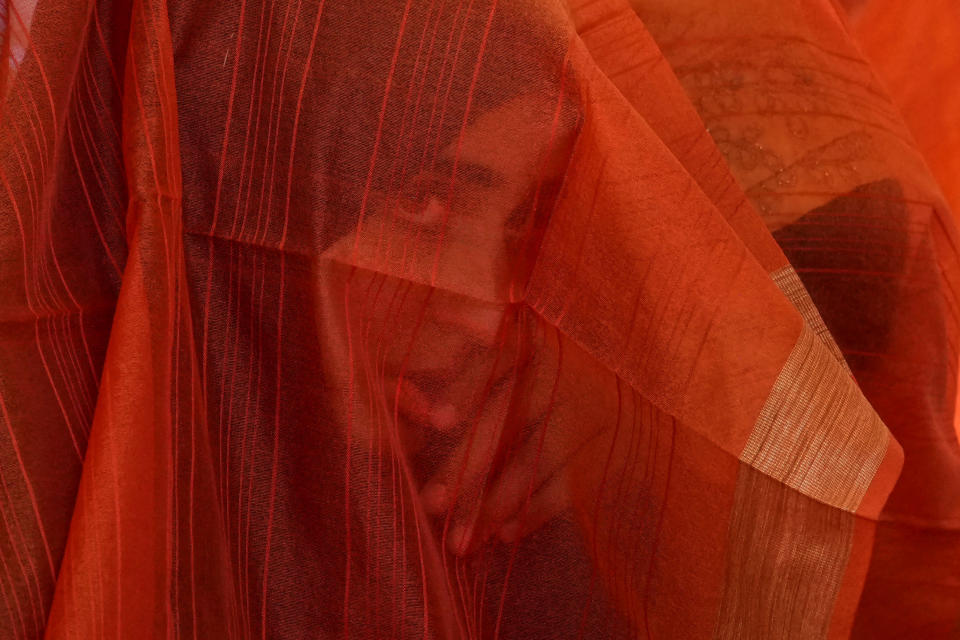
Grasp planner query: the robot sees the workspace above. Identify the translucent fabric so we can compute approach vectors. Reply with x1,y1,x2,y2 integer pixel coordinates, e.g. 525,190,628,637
0,0,957,638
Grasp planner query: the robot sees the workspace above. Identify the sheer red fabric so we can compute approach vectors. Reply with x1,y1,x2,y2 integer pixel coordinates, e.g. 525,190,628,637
0,0,957,638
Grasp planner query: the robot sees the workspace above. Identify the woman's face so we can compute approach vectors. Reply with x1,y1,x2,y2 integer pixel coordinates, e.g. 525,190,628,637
315,89,582,550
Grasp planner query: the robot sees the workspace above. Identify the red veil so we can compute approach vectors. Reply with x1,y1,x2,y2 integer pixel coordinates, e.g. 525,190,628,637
0,0,957,637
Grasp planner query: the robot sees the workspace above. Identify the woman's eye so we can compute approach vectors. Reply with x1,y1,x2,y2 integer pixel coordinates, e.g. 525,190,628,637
406,174,445,206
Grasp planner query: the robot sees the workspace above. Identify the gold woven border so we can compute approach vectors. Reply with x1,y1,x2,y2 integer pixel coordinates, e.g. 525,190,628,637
741,324,888,512
771,265,851,374
715,467,854,639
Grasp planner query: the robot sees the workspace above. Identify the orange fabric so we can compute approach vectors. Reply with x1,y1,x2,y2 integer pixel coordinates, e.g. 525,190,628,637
0,0,956,638
844,0,960,219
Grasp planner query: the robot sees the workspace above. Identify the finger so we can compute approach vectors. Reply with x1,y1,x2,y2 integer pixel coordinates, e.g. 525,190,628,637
419,313,521,517
419,401,511,516
447,422,567,556
449,471,570,556
497,473,570,544
463,410,616,549
419,357,522,516
484,416,602,521
390,377,458,431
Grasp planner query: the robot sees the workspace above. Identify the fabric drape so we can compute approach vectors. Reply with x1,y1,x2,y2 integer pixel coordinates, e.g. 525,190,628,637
0,0,957,637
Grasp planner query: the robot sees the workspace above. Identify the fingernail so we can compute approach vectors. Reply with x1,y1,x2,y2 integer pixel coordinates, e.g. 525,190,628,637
421,483,449,514
432,403,457,430
422,198,445,224
449,523,473,556
498,521,521,544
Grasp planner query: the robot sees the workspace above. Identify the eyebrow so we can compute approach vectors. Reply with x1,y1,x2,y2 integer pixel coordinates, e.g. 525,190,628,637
433,158,504,188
